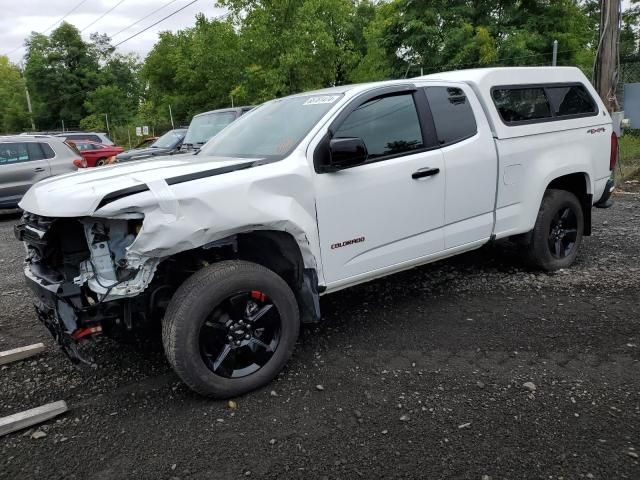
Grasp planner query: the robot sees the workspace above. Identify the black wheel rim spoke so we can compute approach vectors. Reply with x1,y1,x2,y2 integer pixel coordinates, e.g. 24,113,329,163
199,291,281,379
212,344,232,372
548,205,579,259
247,304,274,324
227,293,250,318
554,239,563,257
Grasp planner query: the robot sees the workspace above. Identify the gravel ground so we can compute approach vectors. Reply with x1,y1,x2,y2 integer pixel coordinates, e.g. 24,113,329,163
0,196,639,480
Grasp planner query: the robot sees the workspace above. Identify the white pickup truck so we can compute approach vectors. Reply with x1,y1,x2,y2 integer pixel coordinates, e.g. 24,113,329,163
15,67,616,397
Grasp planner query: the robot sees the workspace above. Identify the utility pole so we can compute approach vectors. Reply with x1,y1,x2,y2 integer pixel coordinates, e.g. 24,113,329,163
552,40,558,66
24,85,35,131
19,62,36,131
168,105,175,129
104,113,110,136
594,0,621,112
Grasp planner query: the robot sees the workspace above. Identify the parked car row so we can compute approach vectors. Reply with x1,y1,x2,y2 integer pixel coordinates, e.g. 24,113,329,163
0,106,254,209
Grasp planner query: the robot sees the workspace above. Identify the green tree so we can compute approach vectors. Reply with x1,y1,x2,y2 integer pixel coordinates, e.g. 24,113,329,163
24,22,100,129
221,0,364,102
23,23,141,131
141,15,243,124
358,0,593,79
0,56,30,133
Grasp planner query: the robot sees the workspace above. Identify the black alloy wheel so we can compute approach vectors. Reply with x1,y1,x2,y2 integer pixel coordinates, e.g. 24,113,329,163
526,188,584,271
199,291,281,378
547,206,579,259
162,260,300,398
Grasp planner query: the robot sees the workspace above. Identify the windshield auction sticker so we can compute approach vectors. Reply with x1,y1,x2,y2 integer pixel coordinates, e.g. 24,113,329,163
303,95,340,106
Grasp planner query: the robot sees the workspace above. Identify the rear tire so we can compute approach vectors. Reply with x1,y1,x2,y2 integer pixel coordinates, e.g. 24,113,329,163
162,260,300,398
96,158,106,166
526,189,584,271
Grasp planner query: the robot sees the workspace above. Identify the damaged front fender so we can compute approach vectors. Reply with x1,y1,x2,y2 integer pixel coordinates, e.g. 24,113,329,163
93,156,323,282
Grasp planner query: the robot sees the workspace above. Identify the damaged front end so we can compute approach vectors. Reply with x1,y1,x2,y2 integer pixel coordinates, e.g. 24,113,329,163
14,212,162,365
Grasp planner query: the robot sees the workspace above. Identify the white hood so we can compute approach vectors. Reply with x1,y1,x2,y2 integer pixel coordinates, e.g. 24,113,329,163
19,155,256,217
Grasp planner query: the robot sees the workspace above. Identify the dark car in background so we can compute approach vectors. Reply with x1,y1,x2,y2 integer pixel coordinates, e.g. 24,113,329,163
181,106,253,152
116,128,187,163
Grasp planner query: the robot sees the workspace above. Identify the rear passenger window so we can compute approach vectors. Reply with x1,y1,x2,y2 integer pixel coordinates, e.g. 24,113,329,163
546,85,597,117
492,88,551,123
26,143,45,160
40,143,56,159
425,86,477,145
334,93,424,160
0,143,30,164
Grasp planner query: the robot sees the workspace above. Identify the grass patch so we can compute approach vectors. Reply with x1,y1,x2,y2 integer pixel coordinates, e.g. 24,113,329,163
618,132,640,181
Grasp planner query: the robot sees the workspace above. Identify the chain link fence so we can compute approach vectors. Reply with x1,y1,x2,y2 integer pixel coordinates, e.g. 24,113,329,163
618,61,640,109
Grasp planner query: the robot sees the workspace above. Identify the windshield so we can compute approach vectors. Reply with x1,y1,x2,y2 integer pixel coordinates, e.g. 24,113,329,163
199,93,343,160
151,130,185,149
184,112,237,146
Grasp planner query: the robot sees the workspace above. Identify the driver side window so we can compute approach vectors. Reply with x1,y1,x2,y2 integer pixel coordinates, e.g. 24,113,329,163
333,93,424,161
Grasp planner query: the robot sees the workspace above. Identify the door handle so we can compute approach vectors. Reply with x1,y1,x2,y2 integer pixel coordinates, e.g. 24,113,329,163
34,167,45,172
412,167,440,179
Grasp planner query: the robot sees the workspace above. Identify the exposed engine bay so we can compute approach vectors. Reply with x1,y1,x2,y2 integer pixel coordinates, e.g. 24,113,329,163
14,212,173,365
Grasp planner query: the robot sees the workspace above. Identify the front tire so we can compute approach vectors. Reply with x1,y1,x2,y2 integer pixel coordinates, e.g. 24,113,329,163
526,189,584,271
162,260,300,398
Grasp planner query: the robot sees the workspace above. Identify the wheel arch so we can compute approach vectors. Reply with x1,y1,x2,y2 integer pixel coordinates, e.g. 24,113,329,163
545,172,592,236
187,229,322,323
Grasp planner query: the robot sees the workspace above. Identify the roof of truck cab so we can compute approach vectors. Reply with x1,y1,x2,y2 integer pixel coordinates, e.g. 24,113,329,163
418,66,589,90
280,67,593,101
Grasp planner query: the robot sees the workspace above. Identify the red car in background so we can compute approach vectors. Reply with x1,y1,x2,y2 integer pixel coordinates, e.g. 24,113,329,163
68,141,124,167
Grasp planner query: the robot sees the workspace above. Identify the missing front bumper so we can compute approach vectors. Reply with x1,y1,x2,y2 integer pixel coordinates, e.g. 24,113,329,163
24,266,97,366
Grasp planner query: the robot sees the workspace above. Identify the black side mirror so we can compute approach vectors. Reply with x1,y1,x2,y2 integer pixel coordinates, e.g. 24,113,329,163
327,137,368,171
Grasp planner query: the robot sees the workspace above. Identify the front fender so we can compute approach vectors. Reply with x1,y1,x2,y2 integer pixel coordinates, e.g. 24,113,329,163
94,158,322,279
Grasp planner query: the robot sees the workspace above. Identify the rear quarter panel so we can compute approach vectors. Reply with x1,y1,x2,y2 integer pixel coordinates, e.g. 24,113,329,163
49,142,79,176
493,123,612,239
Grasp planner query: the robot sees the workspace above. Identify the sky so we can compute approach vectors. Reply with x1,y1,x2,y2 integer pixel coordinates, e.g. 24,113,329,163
1,0,634,65
0,0,227,64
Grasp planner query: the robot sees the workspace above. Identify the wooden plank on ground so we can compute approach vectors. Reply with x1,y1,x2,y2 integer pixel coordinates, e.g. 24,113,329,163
0,343,45,366
0,401,68,437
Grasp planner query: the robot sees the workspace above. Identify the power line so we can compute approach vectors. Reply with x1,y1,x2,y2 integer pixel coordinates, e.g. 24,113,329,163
81,0,128,33
111,0,182,38
1,0,89,56
42,0,90,33
114,0,201,47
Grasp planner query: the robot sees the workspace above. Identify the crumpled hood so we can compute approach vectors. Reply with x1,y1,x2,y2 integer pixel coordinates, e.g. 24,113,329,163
19,155,259,218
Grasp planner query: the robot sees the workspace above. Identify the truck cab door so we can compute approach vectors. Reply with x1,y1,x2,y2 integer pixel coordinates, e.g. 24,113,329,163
313,87,446,287
423,84,498,249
